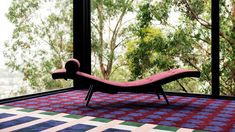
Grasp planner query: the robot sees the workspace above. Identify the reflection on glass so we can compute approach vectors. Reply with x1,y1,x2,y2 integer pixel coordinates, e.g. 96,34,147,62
91,0,211,94
0,0,73,99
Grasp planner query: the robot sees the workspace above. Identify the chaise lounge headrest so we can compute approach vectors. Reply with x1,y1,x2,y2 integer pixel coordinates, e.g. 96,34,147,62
65,58,80,75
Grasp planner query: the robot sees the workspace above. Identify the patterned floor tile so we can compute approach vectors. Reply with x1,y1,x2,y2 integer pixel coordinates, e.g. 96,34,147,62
0,105,204,132
4,90,235,131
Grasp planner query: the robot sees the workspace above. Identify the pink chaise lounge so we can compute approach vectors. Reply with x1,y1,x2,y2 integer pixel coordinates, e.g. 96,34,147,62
52,59,200,106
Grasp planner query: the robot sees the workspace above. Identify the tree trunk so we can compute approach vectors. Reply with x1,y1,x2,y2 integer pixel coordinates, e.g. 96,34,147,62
95,0,133,80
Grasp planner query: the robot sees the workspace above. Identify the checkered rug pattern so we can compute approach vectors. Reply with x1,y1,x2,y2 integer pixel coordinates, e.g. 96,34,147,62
0,105,201,132
4,90,235,132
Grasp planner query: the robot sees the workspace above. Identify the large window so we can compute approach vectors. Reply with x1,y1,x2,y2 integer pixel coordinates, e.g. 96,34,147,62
0,0,228,99
90,0,211,94
0,0,73,99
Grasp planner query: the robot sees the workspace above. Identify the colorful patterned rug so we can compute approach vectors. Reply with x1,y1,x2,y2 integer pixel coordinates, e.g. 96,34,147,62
4,90,235,131
0,105,201,132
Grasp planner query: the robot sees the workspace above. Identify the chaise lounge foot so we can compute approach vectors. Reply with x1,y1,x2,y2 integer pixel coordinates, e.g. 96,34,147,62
155,89,161,99
85,85,93,101
159,86,170,105
85,85,94,107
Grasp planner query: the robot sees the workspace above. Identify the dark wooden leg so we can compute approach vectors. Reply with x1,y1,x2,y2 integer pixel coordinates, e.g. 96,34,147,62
86,85,94,107
85,85,93,100
159,86,169,105
154,88,161,99
156,92,161,99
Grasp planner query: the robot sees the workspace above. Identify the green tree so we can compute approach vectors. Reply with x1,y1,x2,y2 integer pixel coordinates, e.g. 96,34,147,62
126,0,235,95
4,0,73,92
126,0,211,93
4,0,136,94
91,0,134,80
220,0,235,95
4,0,135,95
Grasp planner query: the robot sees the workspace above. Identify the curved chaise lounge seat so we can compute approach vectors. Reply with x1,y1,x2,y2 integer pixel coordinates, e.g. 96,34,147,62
52,59,200,106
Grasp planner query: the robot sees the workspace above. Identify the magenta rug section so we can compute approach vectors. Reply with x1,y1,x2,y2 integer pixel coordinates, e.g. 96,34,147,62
5,90,235,131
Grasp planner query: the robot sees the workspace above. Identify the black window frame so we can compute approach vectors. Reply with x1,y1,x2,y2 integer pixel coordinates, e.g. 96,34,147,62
73,0,91,89
211,0,220,97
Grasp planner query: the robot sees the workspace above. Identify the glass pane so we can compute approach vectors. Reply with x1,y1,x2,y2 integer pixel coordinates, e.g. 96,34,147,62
90,0,211,94
0,0,72,99
220,0,234,96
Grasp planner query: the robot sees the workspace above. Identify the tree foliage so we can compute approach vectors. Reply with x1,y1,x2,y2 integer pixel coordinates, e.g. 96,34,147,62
126,0,210,93
126,0,235,95
4,0,73,92
91,0,134,80
219,0,235,95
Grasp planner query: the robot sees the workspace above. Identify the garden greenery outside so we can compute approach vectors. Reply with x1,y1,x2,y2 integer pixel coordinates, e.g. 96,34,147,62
2,0,235,98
